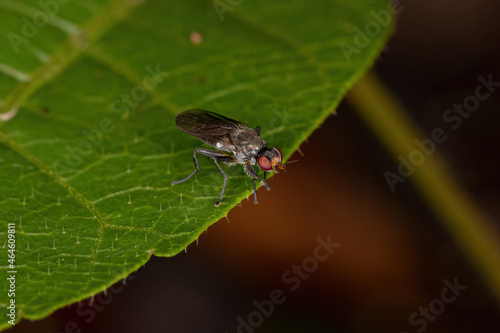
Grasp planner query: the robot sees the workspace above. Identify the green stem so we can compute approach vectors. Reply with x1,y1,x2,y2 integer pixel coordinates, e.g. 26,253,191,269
347,71,500,303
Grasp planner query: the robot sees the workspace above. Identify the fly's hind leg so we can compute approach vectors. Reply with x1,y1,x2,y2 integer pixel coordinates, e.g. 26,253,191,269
171,148,202,185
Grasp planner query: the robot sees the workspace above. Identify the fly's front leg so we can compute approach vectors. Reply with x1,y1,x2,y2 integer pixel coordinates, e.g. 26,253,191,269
263,171,271,191
245,162,259,204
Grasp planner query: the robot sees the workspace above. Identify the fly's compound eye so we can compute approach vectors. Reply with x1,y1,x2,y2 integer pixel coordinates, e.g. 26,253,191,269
257,156,273,171
274,148,282,162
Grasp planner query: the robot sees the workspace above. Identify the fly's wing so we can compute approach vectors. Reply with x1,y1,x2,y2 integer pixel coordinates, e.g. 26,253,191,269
174,109,243,136
174,109,251,151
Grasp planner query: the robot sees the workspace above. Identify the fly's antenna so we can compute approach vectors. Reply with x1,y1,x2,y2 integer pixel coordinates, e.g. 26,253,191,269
283,159,298,172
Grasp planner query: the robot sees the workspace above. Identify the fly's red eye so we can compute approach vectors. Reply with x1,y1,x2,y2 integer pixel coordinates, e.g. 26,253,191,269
274,148,282,161
257,156,273,171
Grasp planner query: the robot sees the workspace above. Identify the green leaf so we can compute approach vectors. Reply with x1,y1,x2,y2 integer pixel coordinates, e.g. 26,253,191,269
0,0,391,327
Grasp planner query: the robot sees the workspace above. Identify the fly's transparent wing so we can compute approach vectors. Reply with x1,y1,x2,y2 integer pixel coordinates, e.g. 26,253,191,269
174,109,247,137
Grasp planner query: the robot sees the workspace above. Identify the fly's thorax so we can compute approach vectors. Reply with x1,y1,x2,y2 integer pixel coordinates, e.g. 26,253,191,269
232,127,266,147
232,140,266,163
214,141,234,153
233,148,258,164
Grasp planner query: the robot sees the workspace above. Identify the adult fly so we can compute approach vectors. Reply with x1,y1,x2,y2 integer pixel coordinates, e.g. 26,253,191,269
171,109,286,206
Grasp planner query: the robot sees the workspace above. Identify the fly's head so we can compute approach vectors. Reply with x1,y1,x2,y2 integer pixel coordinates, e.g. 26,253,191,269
257,147,284,173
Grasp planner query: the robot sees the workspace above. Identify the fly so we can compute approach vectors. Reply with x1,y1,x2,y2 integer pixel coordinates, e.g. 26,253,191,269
171,109,286,206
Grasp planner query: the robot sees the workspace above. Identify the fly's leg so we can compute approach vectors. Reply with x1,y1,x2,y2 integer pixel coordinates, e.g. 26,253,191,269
209,153,234,206
171,149,202,185
213,158,227,206
171,148,234,206
263,171,271,191
245,163,260,204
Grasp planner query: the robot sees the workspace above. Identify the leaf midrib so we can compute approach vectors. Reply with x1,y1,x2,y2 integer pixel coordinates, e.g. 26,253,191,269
0,0,151,319
1,0,145,112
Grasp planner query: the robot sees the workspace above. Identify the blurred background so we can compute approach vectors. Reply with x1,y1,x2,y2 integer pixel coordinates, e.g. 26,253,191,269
10,0,500,332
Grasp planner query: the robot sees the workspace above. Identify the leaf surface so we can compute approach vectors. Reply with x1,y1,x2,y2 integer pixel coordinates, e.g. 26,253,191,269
0,0,391,326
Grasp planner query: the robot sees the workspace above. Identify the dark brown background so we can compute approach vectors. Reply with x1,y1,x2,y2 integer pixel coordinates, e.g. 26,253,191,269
12,0,500,332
